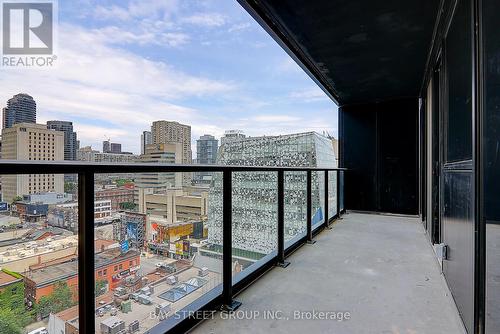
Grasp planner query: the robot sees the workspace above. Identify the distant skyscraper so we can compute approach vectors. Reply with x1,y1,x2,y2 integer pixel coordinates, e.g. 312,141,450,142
151,120,192,185
103,140,110,153
140,131,152,155
2,93,36,129
134,143,182,205
103,140,121,154
110,143,121,154
47,121,78,160
221,129,245,145
195,134,218,184
196,134,218,164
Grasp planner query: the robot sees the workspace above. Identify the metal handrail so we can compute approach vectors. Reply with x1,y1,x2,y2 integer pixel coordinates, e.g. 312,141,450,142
0,159,345,174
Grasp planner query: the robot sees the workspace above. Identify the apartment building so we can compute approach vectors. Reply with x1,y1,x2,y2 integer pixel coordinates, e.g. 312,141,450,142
1,123,64,202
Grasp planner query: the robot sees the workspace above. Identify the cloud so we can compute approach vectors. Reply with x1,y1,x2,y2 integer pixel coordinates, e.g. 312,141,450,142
241,114,338,138
94,0,180,22
228,22,251,33
252,115,302,123
0,23,235,153
92,26,190,47
91,0,184,48
94,5,131,21
276,57,302,74
289,88,330,102
0,1,337,156
181,13,226,27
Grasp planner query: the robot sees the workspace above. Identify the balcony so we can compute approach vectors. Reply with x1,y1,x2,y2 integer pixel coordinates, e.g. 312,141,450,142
1,0,498,333
191,212,466,334
0,160,468,334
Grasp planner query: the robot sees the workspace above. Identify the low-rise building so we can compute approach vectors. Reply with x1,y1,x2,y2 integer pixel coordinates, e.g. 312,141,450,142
0,234,78,273
12,201,48,222
95,249,141,290
50,200,113,229
22,192,72,205
47,205,78,232
113,212,146,250
138,188,208,224
0,269,22,292
24,249,141,305
95,186,134,211
77,146,138,163
24,260,79,307
95,239,118,254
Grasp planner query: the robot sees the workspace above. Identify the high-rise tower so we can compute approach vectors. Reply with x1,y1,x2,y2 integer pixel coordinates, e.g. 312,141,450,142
2,93,36,129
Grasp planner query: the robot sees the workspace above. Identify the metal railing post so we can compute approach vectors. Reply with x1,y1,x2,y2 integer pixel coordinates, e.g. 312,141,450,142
78,170,95,334
325,170,332,229
336,170,342,219
306,170,315,244
221,169,241,311
339,170,344,214
277,170,290,267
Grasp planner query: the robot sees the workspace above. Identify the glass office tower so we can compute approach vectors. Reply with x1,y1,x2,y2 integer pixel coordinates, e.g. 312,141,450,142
206,132,337,259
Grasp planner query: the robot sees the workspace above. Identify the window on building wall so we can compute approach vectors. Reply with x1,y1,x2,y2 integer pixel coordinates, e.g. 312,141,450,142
445,0,472,163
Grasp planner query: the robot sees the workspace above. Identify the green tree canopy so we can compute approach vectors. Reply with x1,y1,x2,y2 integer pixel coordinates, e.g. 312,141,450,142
64,181,77,194
95,279,107,297
0,308,22,334
11,196,22,204
120,202,136,210
0,280,35,328
36,281,77,318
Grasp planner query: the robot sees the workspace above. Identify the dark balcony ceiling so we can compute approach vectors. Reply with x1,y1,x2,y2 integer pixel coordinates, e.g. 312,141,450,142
239,0,439,106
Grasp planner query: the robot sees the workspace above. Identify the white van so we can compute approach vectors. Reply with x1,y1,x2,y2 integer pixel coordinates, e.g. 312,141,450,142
27,328,48,334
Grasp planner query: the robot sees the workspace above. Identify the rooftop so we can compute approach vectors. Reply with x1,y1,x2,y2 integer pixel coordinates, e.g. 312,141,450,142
95,239,118,253
25,260,77,287
94,249,140,270
0,270,22,288
25,249,140,286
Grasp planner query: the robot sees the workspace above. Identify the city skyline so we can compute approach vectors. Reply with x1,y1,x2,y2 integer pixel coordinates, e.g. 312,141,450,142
0,0,337,155
1,92,337,158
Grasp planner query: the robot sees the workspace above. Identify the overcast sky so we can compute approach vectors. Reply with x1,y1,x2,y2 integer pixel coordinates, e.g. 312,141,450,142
0,0,338,155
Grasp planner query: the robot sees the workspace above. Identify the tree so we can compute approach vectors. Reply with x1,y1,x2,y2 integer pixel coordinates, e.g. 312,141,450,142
115,178,133,187
0,308,22,334
11,196,22,204
120,202,136,210
0,273,35,328
36,282,76,318
95,279,107,297
64,181,77,194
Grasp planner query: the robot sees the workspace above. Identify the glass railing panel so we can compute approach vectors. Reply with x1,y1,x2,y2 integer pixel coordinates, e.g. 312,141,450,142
231,171,278,281
94,171,222,333
339,171,345,213
284,171,307,248
311,171,325,228
328,171,338,220
0,173,79,334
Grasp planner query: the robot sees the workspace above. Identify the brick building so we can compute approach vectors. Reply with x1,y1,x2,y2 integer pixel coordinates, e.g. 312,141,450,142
95,186,134,211
23,249,140,306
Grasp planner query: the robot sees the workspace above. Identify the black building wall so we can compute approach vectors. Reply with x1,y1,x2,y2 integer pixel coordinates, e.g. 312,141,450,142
340,98,419,214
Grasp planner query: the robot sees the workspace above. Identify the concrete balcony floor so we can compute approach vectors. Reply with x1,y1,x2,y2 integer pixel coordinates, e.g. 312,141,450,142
190,213,466,334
